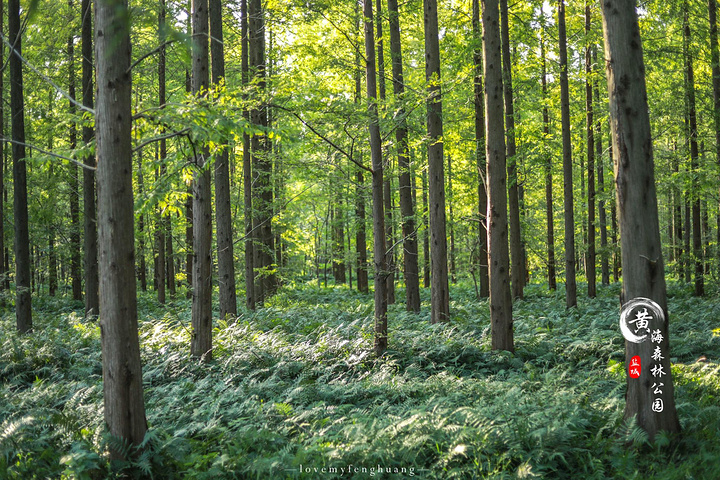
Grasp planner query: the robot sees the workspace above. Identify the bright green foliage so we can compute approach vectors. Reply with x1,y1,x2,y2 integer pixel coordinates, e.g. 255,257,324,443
1,283,720,478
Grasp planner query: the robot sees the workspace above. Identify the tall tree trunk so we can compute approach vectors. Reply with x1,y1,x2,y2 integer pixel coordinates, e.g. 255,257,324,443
425,0,450,323
364,0,388,356
157,0,167,305
559,0,577,308
354,7,369,296
68,14,83,301
448,155,456,284
610,128,620,282
210,0,237,317
541,24,556,291
191,0,213,361
166,218,175,295
249,0,275,302
9,0,31,333
585,2,597,297
95,0,148,458
683,0,703,296
421,166,430,288
241,0,255,310
473,0,489,298
388,0,419,311
710,0,720,275
600,0,681,439
483,0,513,351
595,48,610,286
137,151,147,292
0,0,4,297
48,231,57,297
82,0,99,316
500,0,523,300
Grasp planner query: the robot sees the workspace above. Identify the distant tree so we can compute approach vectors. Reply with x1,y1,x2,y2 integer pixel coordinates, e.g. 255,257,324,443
601,0,681,440
241,0,255,310
95,0,148,458
67,4,82,302
585,1,596,298
540,22,556,291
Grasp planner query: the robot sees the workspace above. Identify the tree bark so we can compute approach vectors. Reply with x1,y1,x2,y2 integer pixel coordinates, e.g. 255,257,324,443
95,0,148,457
424,0,450,323
500,0,523,300
421,166,430,288
387,0,419,311
594,48,609,286
0,0,4,297
473,0,489,298
210,0,237,317
585,1,596,297
483,0,513,351
191,0,213,361
82,0,99,317
541,24,556,291
157,0,167,305
448,155,456,284
68,15,83,301
682,0,703,296
364,0,388,356
559,0,577,308
600,0,681,440
710,0,720,275
241,0,255,310
9,0,31,333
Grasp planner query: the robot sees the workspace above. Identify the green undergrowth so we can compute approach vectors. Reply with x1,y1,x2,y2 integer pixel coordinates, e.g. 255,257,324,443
1,282,719,478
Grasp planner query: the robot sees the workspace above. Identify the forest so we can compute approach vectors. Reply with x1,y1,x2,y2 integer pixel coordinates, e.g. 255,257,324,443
1,0,720,477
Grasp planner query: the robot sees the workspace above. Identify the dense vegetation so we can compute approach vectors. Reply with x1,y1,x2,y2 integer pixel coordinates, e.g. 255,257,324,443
2,282,719,478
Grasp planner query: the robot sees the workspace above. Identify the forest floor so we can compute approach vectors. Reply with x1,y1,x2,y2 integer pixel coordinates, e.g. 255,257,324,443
1,281,719,479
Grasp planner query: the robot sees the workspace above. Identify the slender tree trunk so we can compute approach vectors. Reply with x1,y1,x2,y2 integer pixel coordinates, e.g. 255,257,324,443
68,16,82,301
421,166,430,288
541,25,556,291
210,0,237,317
0,0,4,297
82,0,98,317
191,0,213,361
166,218,175,295
249,0,275,301
9,0,31,333
425,0,450,323
683,1,703,296
559,0,577,308
48,231,57,297
585,2,597,297
447,155,456,283
95,0,148,458
354,8,369,296
388,0,419,311
600,0,680,439
137,151,147,292
473,0,489,298
363,0,388,355
595,48,610,285
241,0,255,310
500,0,523,300
483,0,513,351
709,0,720,274
157,0,168,304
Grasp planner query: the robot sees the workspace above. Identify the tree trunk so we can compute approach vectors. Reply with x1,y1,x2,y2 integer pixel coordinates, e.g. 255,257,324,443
249,0,275,302
682,1,703,296
166,216,175,295
559,0,577,308
95,0,148,458
0,0,4,297
709,0,720,275
241,0,255,310
137,152,147,292
82,0,99,317
425,0,450,323
594,47,610,286
9,0,31,333
448,155,456,284
388,0,419,311
421,166,430,288
363,0,388,356
483,0,513,351
500,0,523,300
585,1,596,298
191,0,213,362
68,16,83,301
48,231,57,297
600,0,681,440
473,0,489,298
157,0,167,305
541,24,556,291
210,0,237,317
